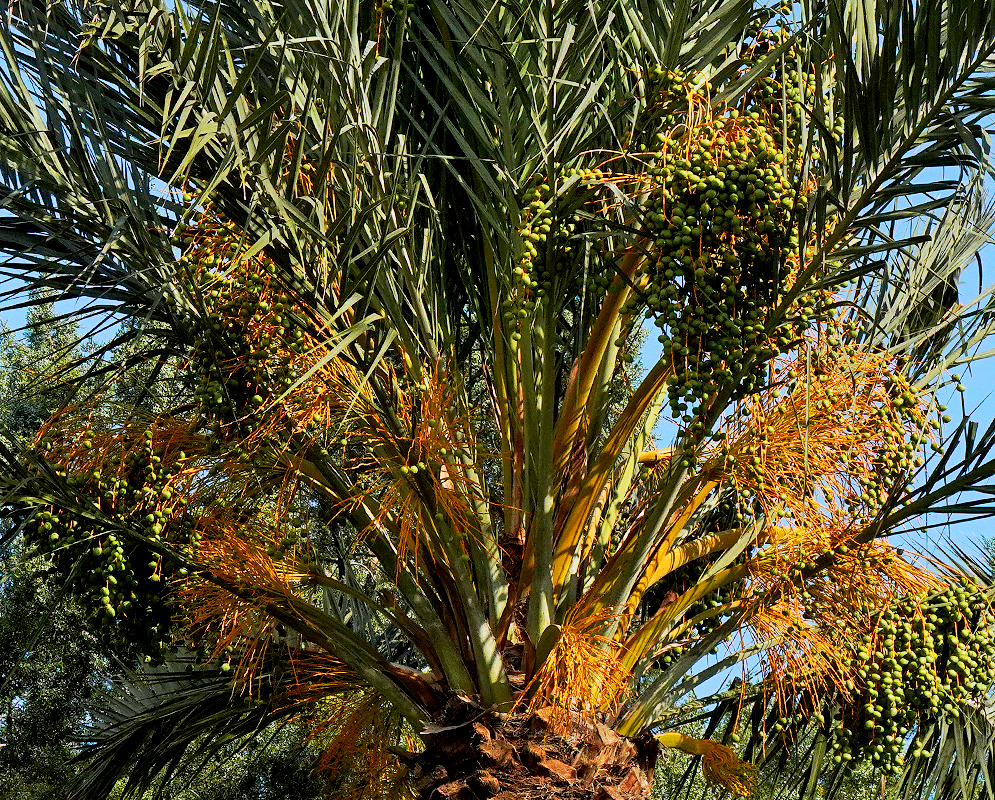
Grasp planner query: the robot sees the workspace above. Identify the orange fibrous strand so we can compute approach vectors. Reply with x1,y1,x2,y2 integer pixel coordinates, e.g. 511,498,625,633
693,334,940,710
721,344,929,531
31,407,202,534
744,605,848,703
657,731,757,798
176,514,313,694
700,745,757,798
274,649,362,709
520,606,632,731
307,690,408,800
272,651,408,800
340,361,489,570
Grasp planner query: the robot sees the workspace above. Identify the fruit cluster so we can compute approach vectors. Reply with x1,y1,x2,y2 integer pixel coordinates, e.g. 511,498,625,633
628,66,819,427
177,239,305,431
827,580,995,772
717,339,932,539
745,25,847,154
503,167,608,340
21,428,196,656
855,393,928,515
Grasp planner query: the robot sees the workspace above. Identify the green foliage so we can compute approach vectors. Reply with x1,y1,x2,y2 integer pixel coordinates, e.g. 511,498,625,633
105,723,329,800
0,305,333,799
0,551,112,800
0,305,112,797
0,300,90,441
3,0,995,799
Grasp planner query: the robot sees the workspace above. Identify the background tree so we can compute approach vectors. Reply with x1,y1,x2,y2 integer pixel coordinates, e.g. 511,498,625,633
0,540,110,799
0,309,334,798
0,304,109,799
2,1,995,799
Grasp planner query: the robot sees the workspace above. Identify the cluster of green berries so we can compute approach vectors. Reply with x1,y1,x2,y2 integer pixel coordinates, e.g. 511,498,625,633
746,28,847,148
826,580,995,773
638,66,697,131
628,70,818,426
502,168,608,341
179,245,305,429
22,429,196,657
856,390,928,515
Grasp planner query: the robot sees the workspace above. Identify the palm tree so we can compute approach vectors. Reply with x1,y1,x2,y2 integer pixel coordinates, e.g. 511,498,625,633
4,0,995,798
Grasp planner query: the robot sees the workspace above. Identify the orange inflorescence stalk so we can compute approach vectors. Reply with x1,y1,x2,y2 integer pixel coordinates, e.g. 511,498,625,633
273,652,407,800
309,691,407,800
336,361,489,570
519,606,632,731
696,331,940,714
176,514,311,692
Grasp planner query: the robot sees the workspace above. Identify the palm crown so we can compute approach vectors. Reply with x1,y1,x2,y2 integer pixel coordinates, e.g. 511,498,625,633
4,0,995,798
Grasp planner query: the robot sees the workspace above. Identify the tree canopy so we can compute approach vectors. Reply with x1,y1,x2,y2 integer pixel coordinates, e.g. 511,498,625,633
2,0,995,798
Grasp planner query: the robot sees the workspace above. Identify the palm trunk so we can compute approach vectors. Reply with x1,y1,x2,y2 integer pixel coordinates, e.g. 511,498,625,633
409,704,659,800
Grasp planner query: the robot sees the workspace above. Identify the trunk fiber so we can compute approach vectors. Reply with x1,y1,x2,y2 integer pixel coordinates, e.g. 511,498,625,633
409,705,659,800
